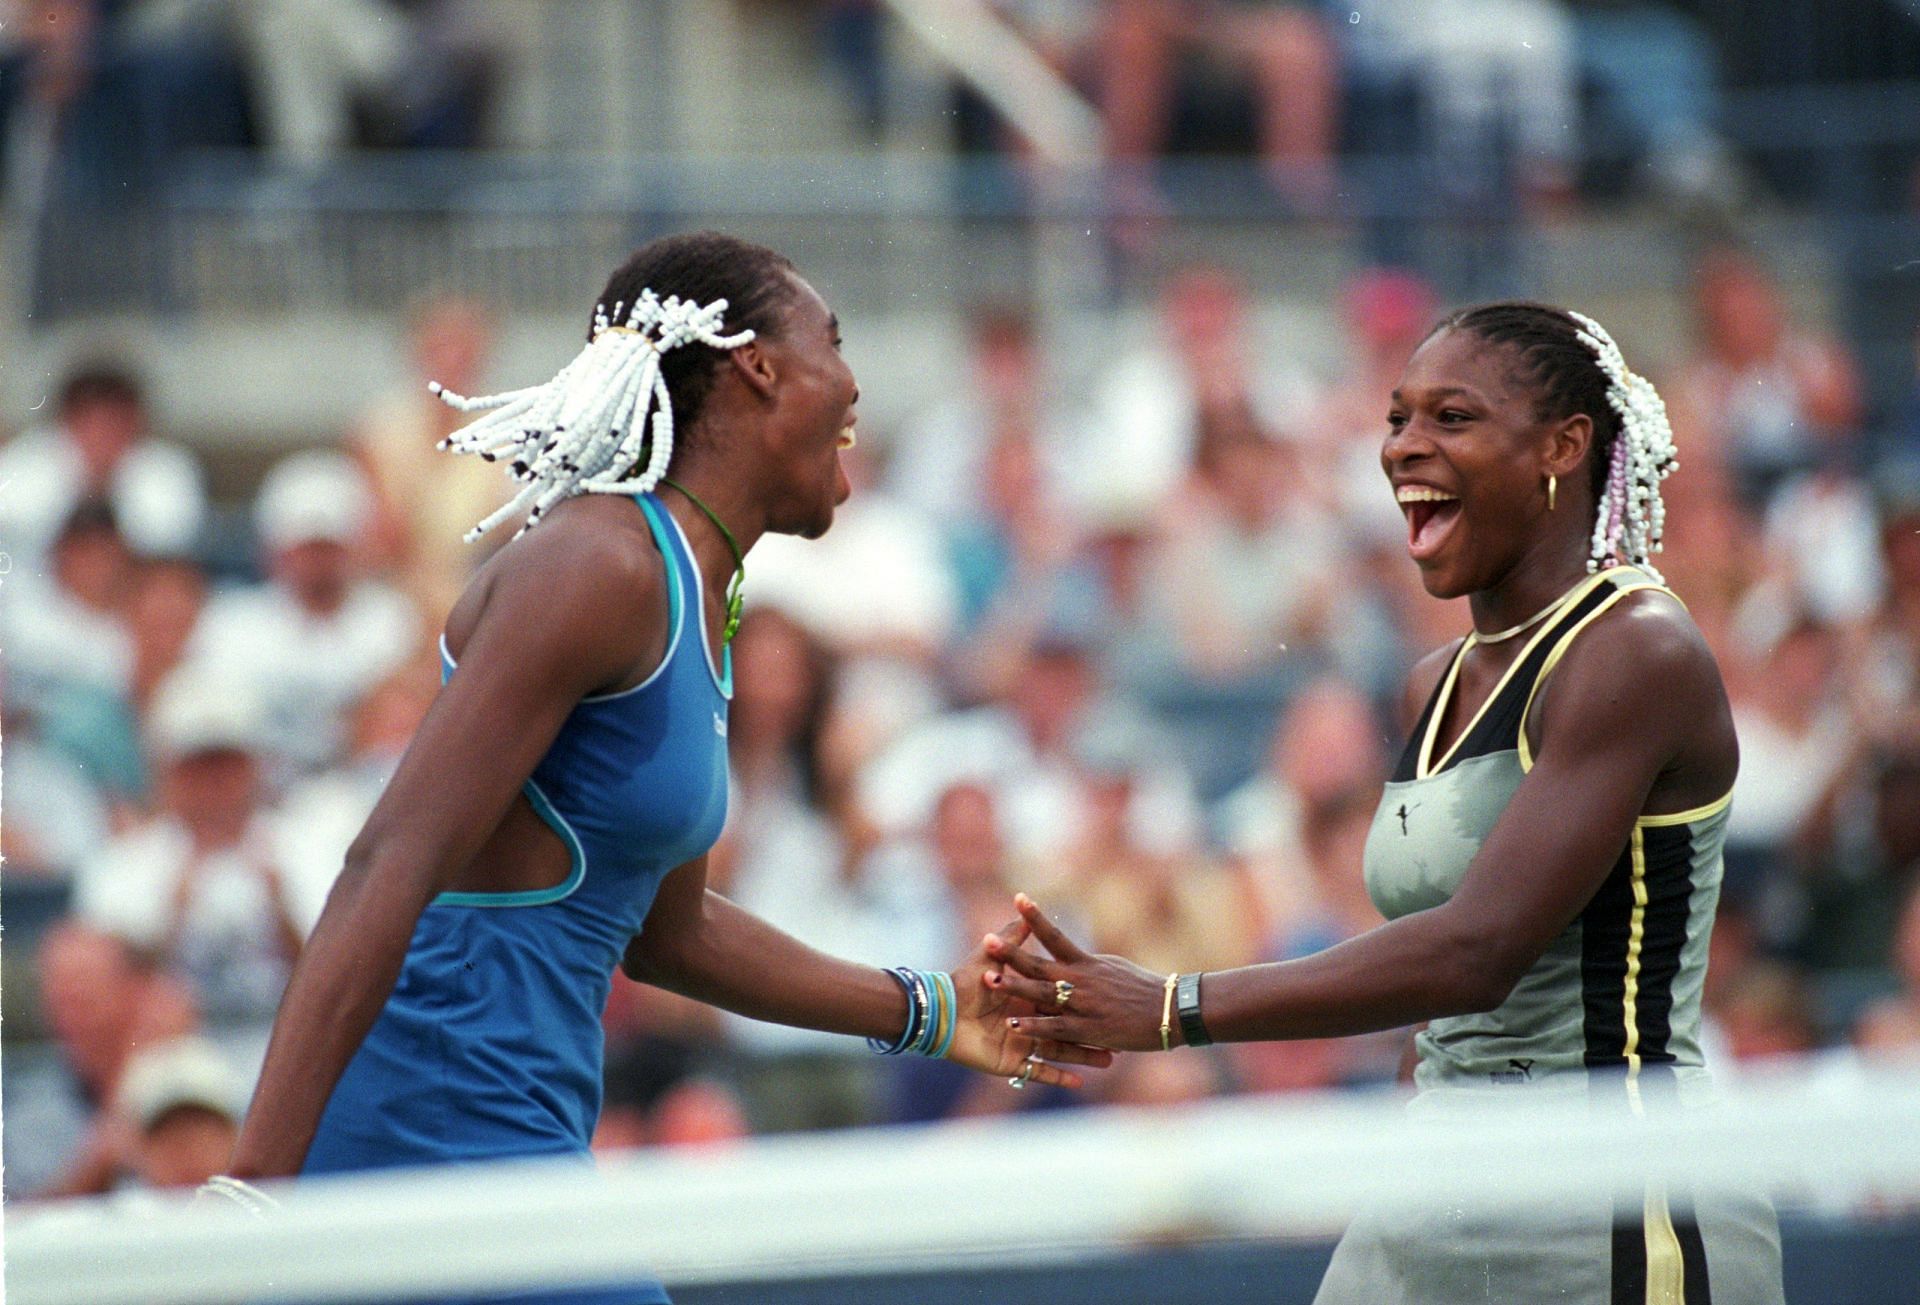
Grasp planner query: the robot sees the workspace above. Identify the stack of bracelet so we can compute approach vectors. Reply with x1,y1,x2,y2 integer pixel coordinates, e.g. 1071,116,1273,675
868,967,958,1058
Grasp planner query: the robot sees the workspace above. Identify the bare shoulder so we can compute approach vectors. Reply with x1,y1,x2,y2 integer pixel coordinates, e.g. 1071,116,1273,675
1530,584,1736,801
444,497,669,691
1565,586,1720,694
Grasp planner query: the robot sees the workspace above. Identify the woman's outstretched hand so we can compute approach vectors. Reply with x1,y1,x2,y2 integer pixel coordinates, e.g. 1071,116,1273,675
948,917,1116,1088
982,894,1173,1053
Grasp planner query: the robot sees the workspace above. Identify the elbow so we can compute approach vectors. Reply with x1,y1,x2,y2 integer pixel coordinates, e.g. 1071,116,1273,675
1434,920,1533,1015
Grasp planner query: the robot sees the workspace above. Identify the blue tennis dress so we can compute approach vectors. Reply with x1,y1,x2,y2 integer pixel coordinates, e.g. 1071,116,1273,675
304,494,730,1305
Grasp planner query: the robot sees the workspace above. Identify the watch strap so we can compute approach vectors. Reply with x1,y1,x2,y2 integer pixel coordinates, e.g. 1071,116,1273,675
1175,971,1212,1048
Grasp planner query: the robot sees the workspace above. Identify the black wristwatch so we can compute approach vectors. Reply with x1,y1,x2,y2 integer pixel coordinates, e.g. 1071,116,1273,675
1175,971,1212,1048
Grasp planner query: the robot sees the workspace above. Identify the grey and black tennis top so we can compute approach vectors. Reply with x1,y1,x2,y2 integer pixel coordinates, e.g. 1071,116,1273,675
1364,566,1729,1103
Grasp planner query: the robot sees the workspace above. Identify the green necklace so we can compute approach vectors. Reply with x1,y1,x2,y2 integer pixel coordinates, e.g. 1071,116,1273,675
660,477,745,645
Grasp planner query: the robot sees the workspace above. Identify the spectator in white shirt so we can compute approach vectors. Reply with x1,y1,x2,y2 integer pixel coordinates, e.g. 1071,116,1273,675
73,665,332,1048
188,450,421,776
0,360,206,566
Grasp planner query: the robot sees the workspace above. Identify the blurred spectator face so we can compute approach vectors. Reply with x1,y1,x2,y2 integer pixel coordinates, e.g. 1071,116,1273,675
162,747,261,849
1762,621,1837,712
411,298,494,396
1213,426,1292,527
273,538,355,613
1302,788,1377,894
255,450,373,610
348,667,435,763
1716,962,1818,1062
129,560,208,695
982,431,1042,523
61,391,146,486
1081,771,1136,853
1275,679,1386,811
970,308,1038,411
52,505,133,611
136,1106,236,1190
1165,267,1250,396
1693,249,1785,364
1341,268,1439,371
37,926,141,1089
931,783,1005,892
1010,645,1094,753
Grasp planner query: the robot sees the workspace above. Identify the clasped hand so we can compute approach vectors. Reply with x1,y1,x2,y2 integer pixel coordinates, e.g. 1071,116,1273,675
979,894,1175,1056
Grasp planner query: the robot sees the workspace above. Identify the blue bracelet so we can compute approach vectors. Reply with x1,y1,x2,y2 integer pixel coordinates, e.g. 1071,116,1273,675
910,970,942,1056
867,967,920,1056
928,971,958,1059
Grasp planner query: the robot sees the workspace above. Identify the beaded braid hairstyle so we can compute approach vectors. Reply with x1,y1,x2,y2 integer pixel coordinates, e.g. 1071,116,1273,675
1438,301,1679,581
433,232,799,540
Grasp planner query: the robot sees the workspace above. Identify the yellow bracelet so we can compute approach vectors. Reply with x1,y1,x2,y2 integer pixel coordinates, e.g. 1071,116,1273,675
1160,972,1179,1051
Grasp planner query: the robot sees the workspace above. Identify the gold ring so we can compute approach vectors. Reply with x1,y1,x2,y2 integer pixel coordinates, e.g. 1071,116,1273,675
1007,1057,1038,1090
1054,979,1074,1008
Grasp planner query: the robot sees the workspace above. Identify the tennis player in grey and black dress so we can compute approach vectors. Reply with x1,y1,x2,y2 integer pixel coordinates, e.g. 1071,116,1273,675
984,302,1785,1303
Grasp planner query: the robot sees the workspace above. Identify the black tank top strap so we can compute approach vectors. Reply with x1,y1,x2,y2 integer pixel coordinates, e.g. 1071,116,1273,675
1391,638,1466,782
1442,574,1628,767
1392,569,1651,780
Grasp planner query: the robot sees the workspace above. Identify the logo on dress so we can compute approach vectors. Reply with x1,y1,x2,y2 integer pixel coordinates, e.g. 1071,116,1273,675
713,713,728,738
1490,1058,1535,1085
1396,802,1420,835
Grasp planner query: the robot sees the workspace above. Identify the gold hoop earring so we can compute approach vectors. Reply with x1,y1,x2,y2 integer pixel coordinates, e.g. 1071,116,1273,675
1547,474,1558,512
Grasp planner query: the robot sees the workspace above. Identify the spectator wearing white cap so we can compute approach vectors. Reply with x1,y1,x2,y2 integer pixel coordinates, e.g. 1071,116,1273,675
187,450,422,775
115,1037,243,1191
72,664,334,1049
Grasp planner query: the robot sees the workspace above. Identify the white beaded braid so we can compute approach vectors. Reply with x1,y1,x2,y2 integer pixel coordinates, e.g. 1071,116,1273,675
432,292,756,540
1568,311,1678,582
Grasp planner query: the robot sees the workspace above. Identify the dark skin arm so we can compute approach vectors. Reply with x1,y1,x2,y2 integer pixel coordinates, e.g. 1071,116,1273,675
623,861,1109,1083
229,503,1108,1180
988,593,1738,1050
226,521,665,1179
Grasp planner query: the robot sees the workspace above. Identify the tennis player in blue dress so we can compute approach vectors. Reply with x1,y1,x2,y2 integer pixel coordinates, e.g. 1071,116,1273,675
206,232,1108,1303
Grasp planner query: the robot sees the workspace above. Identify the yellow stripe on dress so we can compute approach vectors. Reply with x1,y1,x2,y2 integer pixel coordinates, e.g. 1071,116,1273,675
1627,822,1689,1304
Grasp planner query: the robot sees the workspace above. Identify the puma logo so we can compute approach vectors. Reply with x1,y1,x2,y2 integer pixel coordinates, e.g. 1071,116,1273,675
1490,1058,1535,1085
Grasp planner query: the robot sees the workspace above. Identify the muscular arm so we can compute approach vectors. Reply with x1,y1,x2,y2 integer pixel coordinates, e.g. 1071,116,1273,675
999,595,1737,1050
227,530,662,1179
1207,596,1730,1040
622,858,910,1041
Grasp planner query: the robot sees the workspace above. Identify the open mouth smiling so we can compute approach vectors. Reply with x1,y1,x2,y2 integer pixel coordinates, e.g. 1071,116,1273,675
1397,485,1462,562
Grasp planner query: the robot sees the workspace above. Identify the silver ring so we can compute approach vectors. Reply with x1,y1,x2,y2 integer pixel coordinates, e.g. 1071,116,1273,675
1054,979,1074,1008
1007,1057,1038,1090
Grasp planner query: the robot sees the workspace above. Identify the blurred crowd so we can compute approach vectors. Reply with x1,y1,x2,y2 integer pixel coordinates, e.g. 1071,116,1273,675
5,234,1919,1204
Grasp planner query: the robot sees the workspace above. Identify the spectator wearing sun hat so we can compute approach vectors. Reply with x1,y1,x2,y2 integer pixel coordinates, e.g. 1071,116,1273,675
186,449,423,776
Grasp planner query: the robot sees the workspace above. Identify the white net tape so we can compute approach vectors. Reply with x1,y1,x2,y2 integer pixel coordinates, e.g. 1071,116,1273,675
15,1057,1920,1304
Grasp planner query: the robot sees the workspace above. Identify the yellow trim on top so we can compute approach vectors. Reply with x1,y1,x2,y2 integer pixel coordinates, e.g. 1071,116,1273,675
1625,803,1691,1305
1644,1182,1688,1305
1623,823,1649,1096
1638,790,1734,827
1417,568,1626,779
1515,577,1673,773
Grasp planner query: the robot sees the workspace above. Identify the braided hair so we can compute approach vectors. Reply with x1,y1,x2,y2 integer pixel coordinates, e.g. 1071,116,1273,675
1438,301,1678,580
434,232,800,540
